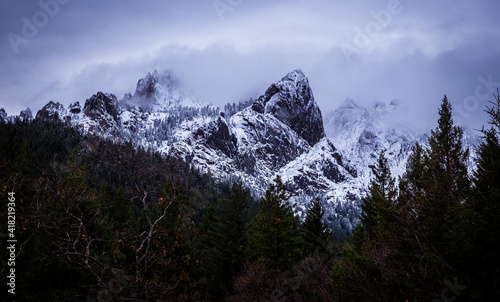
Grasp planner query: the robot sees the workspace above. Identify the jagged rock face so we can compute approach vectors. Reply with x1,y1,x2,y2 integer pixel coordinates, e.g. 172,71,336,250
129,69,182,111
84,92,119,120
135,70,177,99
83,92,119,131
252,69,325,146
0,108,7,123
135,72,158,100
279,138,357,197
230,108,311,174
195,115,238,159
358,129,377,146
172,103,357,203
171,70,359,210
36,101,66,122
69,102,81,114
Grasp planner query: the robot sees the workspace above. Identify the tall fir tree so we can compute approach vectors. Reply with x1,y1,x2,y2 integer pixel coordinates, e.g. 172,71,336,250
396,142,428,259
203,179,255,298
423,95,470,250
358,151,398,241
303,197,332,255
194,204,220,297
217,180,253,283
466,90,500,298
247,176,304,270
398,142,426,215
331,152,399,301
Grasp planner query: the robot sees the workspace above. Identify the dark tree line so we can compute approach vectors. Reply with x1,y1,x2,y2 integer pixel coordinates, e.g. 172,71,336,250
331,95,500,301
1,92,499,301
0,120,201,300
0,118,335,301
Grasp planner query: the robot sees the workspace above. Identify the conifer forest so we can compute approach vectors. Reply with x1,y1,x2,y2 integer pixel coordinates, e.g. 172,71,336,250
1,94,499,301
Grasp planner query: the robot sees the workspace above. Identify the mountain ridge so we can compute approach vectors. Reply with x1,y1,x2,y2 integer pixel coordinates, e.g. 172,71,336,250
2,68,479,234
21,69,362,230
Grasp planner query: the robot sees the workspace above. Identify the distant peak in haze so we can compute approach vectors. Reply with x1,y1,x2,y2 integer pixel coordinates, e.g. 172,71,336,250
134,69,178,98
339,98,362,109
122,69,202,111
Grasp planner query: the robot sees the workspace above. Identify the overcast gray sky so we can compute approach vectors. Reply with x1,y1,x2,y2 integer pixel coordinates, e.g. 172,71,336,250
1,0,500,129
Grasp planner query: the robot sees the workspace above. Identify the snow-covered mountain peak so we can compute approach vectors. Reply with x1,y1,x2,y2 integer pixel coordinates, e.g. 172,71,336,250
122,69,203,112
340,98,362,109
281,69,307,83
22,67,482,237
134,69,178,98
251,69,325,146
330,99,370,131
81,92,120,131
28,68,382,234
324,99,429,190
35,101,67,122
327,99,417,139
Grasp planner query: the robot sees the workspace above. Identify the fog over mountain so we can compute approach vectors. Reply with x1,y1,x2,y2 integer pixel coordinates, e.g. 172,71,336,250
2,0,500,130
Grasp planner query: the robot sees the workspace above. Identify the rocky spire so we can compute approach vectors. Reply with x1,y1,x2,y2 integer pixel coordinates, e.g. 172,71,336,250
35,101,66,122
252,69,326,146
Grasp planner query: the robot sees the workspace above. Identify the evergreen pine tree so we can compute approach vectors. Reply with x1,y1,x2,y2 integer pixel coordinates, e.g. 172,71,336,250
358,151,398,240
247,176,304,270
331,152,398,300
398,143,426,213
423,95,470,249
201,179,255,298
303,197,332,255
194,204,220,293
467,90,500,298
396,142,428,258
398,95,472,297
217,181,252,281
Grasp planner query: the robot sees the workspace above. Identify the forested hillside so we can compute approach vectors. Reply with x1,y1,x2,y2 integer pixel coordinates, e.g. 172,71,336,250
1,93,499,301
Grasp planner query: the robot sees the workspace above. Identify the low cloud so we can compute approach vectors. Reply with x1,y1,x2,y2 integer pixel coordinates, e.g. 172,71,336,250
1,0,500,130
